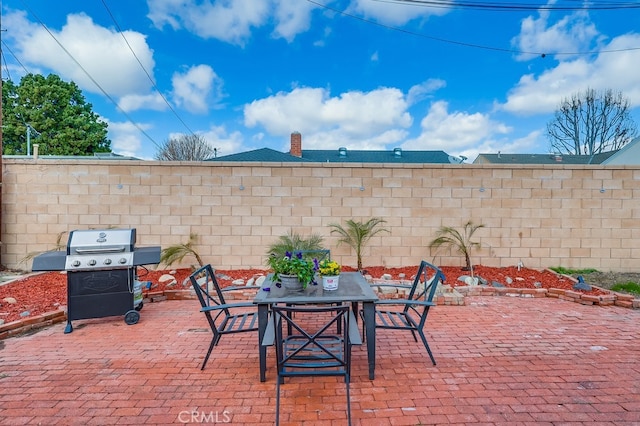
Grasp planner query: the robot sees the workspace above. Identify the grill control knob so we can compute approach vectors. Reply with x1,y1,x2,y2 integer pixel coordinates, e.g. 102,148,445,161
119,258,128,264
72,260,81,267
104,258,112,265
88,259,97,266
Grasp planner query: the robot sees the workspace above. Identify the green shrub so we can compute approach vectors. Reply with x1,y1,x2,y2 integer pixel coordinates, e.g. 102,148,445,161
611,282,640,295
549,267,599,275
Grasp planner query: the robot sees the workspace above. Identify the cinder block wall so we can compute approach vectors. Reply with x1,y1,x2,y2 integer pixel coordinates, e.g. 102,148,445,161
2,159,639,272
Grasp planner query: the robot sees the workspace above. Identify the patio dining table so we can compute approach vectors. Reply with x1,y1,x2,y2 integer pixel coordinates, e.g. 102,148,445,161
253,271,379,381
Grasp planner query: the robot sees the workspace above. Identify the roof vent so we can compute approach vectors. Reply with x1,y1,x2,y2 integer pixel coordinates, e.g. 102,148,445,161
393,147,402,157
338,147,347,157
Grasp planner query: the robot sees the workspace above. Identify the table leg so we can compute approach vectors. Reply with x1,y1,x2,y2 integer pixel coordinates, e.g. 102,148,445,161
257,303,269,382
362,301,376,380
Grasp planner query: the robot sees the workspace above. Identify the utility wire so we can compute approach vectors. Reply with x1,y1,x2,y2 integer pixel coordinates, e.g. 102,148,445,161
308,0,640,56
381,0,640,11
1,40,30,76
100,0,198,137
17,0,162,150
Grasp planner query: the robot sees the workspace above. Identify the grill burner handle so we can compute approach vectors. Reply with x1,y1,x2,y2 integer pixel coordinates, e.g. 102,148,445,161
74,247,126,254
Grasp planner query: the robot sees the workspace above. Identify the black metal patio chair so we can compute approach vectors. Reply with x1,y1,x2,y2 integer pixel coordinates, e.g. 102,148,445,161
268,303,360,425
363,260,443,365
189,264,260,370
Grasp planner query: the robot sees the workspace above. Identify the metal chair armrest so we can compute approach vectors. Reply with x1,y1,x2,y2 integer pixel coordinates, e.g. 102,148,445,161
221,285,261,292
374,299,436,308
200,301,257,312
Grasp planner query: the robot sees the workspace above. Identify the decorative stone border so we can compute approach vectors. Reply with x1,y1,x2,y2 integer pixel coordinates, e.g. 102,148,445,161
1,275,638,341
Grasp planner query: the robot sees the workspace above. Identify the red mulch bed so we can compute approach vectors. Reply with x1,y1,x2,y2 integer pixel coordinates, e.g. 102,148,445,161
0,265,604,324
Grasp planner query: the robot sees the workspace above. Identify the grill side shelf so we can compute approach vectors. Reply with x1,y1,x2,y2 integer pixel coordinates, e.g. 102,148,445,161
31,251,67,272
132,246,161,266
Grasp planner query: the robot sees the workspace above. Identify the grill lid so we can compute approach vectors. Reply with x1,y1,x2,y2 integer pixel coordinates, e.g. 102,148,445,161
65,228,137,271
67,228,136,255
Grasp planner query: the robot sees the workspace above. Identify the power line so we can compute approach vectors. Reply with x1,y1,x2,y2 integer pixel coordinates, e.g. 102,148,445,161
17,0,162,150
1,40,30,77
307,0,640,56
100,0,198,137
381,0,640,11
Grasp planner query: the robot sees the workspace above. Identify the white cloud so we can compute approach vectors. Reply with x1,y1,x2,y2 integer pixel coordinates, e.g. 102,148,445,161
4,11,155,98
243,86,412,149
168,126,245,158
146,0,448,44
402,101,511,152
271,0,316,42
349,0,449,25
172,65,222,114
106,120,151,158
119,93,168,113
512,8,601,60
147,0,270,45
407,79,446,106
503,34,640,115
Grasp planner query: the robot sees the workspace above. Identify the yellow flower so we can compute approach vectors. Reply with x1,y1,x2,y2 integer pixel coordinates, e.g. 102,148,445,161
318,259,341,276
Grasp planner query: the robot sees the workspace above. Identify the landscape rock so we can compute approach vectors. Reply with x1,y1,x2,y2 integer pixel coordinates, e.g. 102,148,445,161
255,275,267,287
3,297,17,304
158,274,177,286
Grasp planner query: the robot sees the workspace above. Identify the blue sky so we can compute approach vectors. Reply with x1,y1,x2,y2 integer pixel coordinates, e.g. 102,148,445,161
2,1,639,161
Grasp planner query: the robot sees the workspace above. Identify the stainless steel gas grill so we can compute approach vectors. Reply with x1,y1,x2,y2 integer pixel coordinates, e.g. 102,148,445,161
32,228,161,333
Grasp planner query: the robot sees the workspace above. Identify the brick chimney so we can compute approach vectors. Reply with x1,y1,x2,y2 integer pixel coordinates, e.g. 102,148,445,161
290,132,302,157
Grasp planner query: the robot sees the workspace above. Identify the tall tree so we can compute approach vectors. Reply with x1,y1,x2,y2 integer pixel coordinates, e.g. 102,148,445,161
2,74,110,155
155,134,216,161
547,88,638,157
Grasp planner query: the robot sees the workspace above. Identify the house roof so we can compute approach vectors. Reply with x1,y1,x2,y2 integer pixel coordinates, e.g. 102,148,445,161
207,147,311,162
208,147,457,164
602,136,640,165
473,151,619,165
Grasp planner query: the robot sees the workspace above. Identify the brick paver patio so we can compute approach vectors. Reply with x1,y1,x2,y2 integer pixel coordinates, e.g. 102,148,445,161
1,295,639,425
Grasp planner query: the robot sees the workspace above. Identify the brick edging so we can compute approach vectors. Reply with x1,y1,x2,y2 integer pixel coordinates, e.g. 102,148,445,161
2,279,638,341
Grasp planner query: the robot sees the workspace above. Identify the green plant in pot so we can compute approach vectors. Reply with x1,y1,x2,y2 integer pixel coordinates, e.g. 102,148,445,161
267,251,318,289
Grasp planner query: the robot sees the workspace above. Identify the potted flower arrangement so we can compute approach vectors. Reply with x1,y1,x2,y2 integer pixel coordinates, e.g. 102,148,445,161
318,258,341,291
267,251,318,290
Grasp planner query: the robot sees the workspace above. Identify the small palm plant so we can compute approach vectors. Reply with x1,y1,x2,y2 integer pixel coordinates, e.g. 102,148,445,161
265,232,325,260
160,233,204,269
428,221,484,272
329,217,389,271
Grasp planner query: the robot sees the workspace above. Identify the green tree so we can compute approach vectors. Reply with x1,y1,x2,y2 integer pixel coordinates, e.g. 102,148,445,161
155,134,216,161
547,88,637,158
329,218,389,271
2,73,110,155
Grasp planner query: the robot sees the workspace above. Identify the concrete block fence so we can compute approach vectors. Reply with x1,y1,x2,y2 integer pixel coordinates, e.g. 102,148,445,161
2,158,640,272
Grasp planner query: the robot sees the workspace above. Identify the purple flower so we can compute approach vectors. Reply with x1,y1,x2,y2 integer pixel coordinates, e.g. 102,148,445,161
285,251,292,259
295,252,303,259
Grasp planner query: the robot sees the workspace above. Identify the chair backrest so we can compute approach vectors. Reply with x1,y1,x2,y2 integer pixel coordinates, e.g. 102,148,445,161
271,303,350,378
189,264,229,313
405,260,444,308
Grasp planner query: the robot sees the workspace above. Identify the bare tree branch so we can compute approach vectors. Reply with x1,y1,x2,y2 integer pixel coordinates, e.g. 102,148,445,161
547,88,638,157
155,134,216,161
